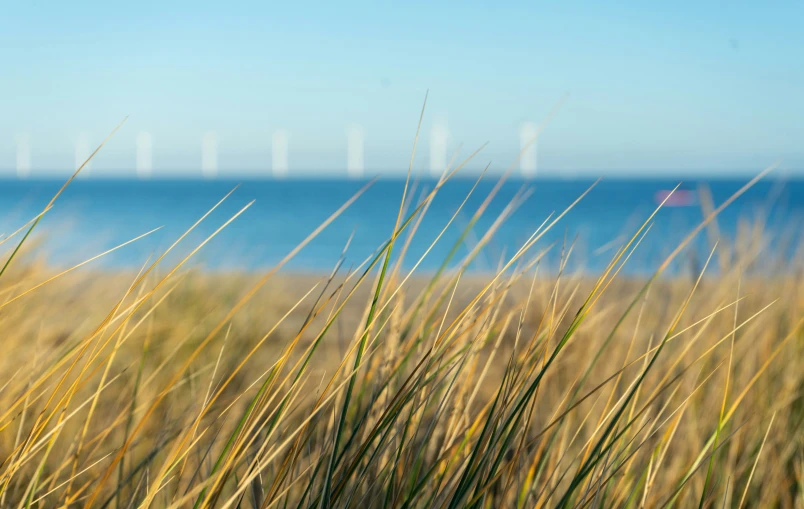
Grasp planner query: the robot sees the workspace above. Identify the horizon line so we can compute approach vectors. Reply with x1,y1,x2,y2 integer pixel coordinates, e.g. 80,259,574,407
0,169,800,181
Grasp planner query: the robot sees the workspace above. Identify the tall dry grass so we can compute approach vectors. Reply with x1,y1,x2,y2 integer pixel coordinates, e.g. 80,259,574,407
0,131,802,508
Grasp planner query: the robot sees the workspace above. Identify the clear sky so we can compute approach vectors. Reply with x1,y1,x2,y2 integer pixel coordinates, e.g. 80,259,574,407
1,1,802,178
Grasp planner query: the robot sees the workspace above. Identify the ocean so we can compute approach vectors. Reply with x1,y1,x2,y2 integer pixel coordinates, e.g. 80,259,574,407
0,177,802,276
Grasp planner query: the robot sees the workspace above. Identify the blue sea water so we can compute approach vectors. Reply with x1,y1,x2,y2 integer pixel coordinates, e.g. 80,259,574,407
0,177,801,275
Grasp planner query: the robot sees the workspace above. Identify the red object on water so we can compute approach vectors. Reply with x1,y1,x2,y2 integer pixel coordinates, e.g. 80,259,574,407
655,189,696,207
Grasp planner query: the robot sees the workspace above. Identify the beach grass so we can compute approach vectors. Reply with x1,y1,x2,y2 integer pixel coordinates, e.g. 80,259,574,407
0,145,802,508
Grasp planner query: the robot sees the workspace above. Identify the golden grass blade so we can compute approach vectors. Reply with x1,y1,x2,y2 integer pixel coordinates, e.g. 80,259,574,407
737,412,775,508
0,227,161,311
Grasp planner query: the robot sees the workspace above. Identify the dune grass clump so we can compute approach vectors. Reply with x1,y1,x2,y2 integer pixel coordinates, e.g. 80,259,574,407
0,131,802,507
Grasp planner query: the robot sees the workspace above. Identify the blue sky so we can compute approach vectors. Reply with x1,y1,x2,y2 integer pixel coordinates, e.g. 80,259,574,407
1,1,802,177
